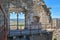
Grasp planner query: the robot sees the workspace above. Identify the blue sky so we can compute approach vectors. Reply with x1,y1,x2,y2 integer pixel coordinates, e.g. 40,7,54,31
10,12,25,19
44,0,60,18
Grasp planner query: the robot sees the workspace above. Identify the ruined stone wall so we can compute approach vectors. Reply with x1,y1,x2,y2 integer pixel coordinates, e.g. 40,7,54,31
26,0,52,30
52,29,60,40
0,0,53,40
52,18,60,40
1,0,52,30
29,32,52,40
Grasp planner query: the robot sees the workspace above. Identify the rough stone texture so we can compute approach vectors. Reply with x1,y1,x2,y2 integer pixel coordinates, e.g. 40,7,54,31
1,0,52,30
52,29,60,40
7,32,52,40
0,0,55,40
29,32,52,40
52,18,60,40
30,35,47,40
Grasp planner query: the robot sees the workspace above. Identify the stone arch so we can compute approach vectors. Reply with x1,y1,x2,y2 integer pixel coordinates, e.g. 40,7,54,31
33,16,40,22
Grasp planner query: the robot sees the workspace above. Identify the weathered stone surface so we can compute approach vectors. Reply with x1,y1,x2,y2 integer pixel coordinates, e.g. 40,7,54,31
0,0,56,40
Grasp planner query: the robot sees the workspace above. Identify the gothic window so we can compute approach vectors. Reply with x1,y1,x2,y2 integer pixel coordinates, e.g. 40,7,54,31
10,12,17,25
10,12,25,30
10,12,17,30
18,12,25,30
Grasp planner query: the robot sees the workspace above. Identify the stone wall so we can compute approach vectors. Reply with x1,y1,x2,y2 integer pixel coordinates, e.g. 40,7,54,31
52,29,60,40
29,32,52,40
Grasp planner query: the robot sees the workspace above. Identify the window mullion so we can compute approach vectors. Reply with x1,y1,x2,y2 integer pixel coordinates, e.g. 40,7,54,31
17,13,19,30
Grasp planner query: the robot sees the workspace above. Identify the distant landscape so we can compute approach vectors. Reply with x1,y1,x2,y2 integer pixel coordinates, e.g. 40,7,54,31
10,19,25,30
10,19,25,22
10,19,25,25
